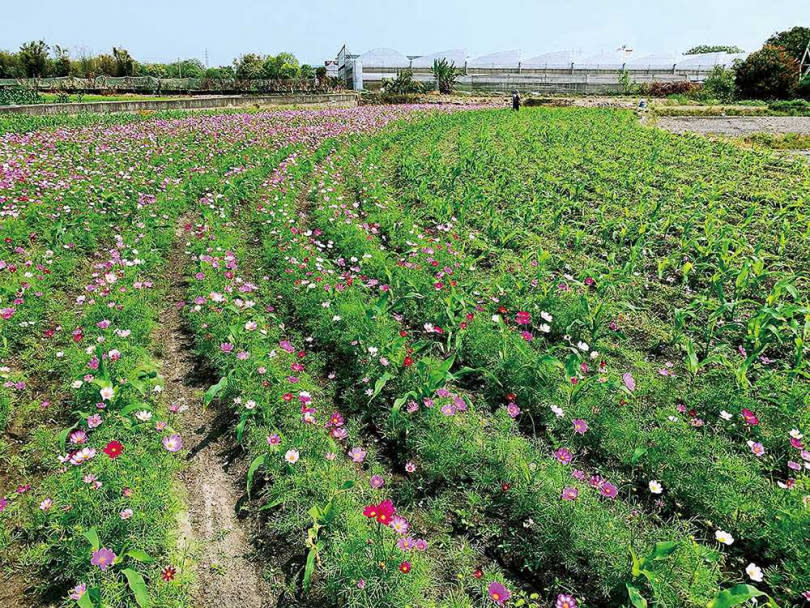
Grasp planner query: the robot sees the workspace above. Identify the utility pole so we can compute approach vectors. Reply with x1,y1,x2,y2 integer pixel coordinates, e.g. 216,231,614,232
205,48,209,68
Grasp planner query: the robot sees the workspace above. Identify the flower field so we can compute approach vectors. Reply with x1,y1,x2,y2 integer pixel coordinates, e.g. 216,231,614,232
0,105,807,608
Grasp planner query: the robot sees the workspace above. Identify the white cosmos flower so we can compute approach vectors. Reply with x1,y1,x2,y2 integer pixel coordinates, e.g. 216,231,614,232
100,386,115,401
284,449,299,464
539,323,551,333
746,563,763,582
789,429,803,439
648,480,663,494
715,530,734,545
540,311,553,322
720,410,733,421
577,341,589,352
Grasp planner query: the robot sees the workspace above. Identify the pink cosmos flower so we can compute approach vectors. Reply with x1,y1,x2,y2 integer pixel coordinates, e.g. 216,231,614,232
741,408,759,426
162,434,183,452
556,594,577,608
554,448,573,465
488,581,511,605
515,311,531,325
561,487,579,501
69,583,87,600
390,515,410,535
622,372,636,392
370,475,385,489
600,482,618,499
91,547,116,571
348,447,366,463
572,419,589,434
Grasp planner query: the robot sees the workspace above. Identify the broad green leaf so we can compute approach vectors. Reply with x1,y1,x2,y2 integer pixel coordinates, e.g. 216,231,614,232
647,540,678,561
204,376,228,406
125,549,153,563
77,591,96,608
303,546,318,591
122,568,151,608
626,584,648,608
83,527,100,552
246,454,266,497
708,584,769,608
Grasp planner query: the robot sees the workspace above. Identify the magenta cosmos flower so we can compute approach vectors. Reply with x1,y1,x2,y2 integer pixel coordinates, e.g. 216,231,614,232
556,593,577,608
561,487,579,501
488,581,511,605
91,547,117,571
515,311,531,325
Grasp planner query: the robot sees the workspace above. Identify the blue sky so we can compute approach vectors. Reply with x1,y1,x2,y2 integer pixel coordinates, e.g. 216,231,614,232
0,0,800,66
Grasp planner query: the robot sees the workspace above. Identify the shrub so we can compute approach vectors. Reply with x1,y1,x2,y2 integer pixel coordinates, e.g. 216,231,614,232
640,80,700,97
431,58,459,94
701,65,737,101
735,45,799,99
382,69,426,94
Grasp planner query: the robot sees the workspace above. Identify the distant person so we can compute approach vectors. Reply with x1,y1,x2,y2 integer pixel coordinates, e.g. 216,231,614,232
511,91,521,111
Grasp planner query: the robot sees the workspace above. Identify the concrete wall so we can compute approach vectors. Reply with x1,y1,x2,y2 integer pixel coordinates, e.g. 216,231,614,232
0,93,359,116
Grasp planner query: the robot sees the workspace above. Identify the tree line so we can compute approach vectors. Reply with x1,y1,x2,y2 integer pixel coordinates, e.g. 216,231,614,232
0,41,326,81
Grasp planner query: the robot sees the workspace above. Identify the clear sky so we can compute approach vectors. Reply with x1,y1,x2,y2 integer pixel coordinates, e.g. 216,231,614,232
0,0,801,66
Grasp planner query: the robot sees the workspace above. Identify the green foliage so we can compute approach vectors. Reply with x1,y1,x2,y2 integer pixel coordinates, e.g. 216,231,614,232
701,65,737,101
431,58,460,94
18,40,50,77
765,25,810,63
382,69,427,94
735,44,800,99
685,45,744,55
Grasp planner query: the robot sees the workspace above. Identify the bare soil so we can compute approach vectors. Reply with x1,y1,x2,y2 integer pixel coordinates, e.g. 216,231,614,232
655,115,810,136
156,218,276,608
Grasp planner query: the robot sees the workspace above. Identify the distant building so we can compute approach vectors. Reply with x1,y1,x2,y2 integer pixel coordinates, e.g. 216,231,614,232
330,45,747,93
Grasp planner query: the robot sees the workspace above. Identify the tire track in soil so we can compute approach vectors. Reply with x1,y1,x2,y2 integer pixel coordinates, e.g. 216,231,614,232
156,217,276,608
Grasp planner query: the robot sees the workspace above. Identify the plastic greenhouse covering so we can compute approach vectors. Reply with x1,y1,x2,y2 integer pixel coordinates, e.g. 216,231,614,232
522,51,580,68
674,51,747,70
355,48,410,69
576,52,626,69
468,50,522,68
411,49,467,68
625,54,678,69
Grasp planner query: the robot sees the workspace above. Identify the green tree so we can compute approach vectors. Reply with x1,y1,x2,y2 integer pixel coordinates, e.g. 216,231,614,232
702,65,737,101
112,47,135,77
19,40,50,77
50,45,71,77
262,52,300,79
431,58,459,94
234,53,265,79
299,64,315,79
765,26,810,63
0,51,22,78
685,45,744,55
735,45,799,99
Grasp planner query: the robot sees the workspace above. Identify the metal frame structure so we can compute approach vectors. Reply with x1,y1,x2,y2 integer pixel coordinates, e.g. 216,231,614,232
801,39,810,79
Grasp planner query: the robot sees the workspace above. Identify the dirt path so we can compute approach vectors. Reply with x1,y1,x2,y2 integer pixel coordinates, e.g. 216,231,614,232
156,218,275,608
655,115,810,136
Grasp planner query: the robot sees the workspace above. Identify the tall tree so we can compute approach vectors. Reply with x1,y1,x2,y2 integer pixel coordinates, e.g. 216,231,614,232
735,45,799,99
765,26,810,63
18,40,50,77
